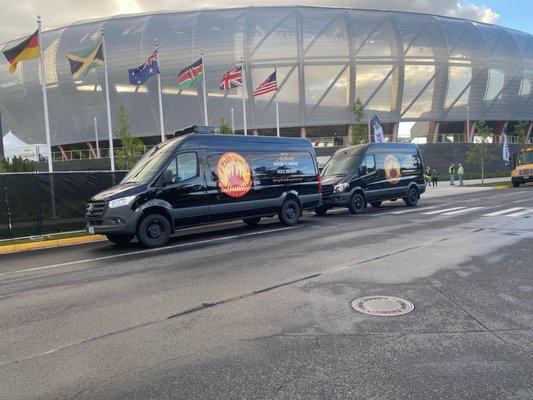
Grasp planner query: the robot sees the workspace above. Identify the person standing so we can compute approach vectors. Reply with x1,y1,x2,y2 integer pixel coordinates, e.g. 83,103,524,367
431,168,438,187
448,163,456,186
457,163,464,186
425,166,431,186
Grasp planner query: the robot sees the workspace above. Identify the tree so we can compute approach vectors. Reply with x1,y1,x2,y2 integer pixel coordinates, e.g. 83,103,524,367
0,156,35,172
114,105,146,170
465,121,494,183
513,121,528,147
218,117,233,134
351,98,368,145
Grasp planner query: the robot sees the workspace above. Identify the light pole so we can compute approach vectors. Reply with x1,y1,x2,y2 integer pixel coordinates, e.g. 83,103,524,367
466,105,470,142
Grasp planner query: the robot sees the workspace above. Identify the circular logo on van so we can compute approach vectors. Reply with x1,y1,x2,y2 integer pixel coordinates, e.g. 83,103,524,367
384,155,401,185
217,152,252,198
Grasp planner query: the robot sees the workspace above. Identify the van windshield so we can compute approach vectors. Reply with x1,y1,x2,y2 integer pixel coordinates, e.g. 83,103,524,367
322,150,364,177
517,151,533,165
120,140,177,184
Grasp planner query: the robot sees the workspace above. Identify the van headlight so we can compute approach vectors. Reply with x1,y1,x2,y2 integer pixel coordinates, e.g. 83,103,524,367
333,182,349,193
108,195,137,208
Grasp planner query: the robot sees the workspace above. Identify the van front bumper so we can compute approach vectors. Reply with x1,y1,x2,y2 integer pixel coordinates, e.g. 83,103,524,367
512,176,533,184
321,192,352,207
86,205,138,235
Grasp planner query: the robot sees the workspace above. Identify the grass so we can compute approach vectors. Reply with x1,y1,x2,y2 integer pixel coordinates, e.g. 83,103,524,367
466,182,512,188
0,230,91,247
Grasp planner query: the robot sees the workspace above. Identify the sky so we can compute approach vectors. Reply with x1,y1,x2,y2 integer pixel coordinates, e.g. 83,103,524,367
0,0,531,44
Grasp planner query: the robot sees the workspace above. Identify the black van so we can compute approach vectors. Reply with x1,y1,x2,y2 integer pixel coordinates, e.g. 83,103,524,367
316,143,425,215
86,132,321,247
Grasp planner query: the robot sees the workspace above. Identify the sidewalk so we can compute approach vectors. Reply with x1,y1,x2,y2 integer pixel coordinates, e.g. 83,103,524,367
422,177,510,199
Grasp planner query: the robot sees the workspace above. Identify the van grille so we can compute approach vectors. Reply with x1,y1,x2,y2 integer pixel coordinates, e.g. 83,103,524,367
322,185,334,196
519,169,532,176
86,201,107,220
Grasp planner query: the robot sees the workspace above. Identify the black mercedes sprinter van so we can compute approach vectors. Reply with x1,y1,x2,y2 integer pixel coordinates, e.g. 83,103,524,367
86,133,321,247
316,142,425,215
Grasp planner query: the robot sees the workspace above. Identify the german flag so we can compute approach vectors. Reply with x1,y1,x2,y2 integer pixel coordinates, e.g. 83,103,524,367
2,30,40,73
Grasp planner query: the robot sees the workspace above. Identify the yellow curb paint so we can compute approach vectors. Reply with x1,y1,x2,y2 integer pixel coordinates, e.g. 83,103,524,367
0,235,106,255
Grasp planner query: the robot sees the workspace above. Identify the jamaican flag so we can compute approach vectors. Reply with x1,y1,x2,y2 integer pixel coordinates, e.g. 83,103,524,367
177,58,203,90
2,30,40,73
66,42,104,79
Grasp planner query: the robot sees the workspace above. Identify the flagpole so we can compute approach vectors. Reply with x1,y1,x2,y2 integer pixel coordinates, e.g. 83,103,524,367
231,108,235,133
200,49,208,126
155,39,165,142
274,66,280,137
101,28,115,171
37,16,53,173
94,117,100,158
241,58,247,136
367,112,371,143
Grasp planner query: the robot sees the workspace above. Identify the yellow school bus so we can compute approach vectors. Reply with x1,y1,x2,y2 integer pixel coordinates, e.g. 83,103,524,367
511,146,533,187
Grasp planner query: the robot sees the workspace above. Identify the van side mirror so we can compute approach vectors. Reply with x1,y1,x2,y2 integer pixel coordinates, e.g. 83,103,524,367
163,169,174,185
359,165,368,176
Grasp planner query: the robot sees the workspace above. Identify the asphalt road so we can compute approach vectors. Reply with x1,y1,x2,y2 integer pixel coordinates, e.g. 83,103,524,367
0,187,532,400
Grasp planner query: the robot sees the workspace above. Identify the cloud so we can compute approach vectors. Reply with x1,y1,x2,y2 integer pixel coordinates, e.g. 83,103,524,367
0,0,501,44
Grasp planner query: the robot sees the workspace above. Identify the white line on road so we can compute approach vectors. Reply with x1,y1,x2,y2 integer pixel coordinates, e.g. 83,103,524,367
389,205,442,215
423,207,466,215
443,207,484,215
506,208,533,217
483,207,526,216
0,226,300,278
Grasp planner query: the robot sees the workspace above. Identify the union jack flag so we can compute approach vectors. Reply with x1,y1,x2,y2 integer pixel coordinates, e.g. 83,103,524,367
253,70,277,96
220,65,243,91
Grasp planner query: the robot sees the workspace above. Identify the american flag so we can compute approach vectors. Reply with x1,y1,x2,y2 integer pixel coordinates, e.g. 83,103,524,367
253,70,277,96
220,65,243,90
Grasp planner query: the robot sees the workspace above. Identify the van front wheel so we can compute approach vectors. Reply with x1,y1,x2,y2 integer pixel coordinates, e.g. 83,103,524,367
137,213,171,248
243,217,261,226
348,193,365,214
279,199,301,226
404,187,419,207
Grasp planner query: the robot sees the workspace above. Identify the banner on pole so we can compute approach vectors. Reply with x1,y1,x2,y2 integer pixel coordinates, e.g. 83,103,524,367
371,115,384,143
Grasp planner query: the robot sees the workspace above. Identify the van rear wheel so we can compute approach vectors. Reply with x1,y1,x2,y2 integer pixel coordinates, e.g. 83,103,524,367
106,233,134,246
243,217,261,226
137,213,171,248
279,199,300,226
512,181,520,188
404,187,419,207
348,193,365,214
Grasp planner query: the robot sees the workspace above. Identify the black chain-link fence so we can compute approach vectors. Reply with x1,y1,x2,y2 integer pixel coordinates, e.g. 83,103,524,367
0,172,125,240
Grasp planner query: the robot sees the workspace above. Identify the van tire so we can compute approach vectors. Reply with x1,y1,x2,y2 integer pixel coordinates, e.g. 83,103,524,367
512,181,520,188
314,206,328,216
370,201,382,208
279,199,301,226
404,187,419,207
136,213,171,248
243,217,261,226
106,233,134,246
348,192,365,214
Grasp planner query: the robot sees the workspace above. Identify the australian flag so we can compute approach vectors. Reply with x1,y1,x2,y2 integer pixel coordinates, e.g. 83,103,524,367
128,50,159,86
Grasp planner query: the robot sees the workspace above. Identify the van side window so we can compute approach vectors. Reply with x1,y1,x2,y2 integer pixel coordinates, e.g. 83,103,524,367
364,154,376,172
399,153,421,170
176,152,198,182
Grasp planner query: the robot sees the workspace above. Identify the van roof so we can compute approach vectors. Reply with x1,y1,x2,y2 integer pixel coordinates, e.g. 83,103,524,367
172,133,315,151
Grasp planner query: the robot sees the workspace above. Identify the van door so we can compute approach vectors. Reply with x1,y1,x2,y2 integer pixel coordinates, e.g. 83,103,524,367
379,152,405,198
157,152,208,225
358,153,380,200
204,151,256,221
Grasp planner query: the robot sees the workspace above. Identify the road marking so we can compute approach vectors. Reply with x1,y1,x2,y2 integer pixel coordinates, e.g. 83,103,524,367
389,205,442,215
423,207,466,215
506,208,533,217
443,207,484,215
483,207,526,216
0,226,300,278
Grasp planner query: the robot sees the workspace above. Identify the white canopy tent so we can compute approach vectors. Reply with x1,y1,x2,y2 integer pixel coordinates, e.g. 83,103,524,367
2,131,49,161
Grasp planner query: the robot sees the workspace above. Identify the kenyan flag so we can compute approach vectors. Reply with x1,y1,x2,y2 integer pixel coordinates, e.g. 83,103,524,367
177,58,203,90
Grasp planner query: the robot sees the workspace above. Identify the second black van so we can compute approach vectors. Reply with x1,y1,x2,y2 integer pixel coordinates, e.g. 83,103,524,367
86,132,321,248
316,142,425,215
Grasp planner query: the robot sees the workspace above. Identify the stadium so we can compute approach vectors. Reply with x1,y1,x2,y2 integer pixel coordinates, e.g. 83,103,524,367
1,5,532,159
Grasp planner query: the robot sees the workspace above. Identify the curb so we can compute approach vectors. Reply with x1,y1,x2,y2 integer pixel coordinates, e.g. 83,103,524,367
0,235,107,255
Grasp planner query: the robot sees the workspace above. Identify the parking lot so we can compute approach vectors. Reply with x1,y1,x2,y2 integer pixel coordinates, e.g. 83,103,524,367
1,187,532,400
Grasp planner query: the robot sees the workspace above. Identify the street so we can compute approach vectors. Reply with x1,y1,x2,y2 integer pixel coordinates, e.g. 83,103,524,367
0,187,532,400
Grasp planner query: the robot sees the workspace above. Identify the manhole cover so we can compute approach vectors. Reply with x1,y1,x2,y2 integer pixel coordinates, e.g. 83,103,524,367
351,295,414,316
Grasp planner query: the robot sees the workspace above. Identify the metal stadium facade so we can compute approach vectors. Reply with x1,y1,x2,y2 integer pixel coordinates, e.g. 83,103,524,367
1,5,533,149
